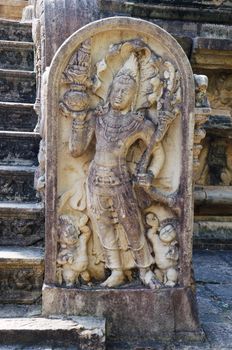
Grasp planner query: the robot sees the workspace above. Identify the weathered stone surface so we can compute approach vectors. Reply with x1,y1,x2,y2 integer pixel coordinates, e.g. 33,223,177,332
0,165,38,202
43,286,202,343
191,37,232,70
0,250,230,349
0,202,44,246
0,102,37,132
193,250,232,344
0,1,28,21
0,69,35,103
0,246,44,304
195,137,232,188
194,219,232,249
0,316,105,349
194,186,232,216
193,250,232,284
203,322,232,348
0,41,34,71
41,0,232,71
0,303,42,318
207,71,232,115
195,186,232,206
100,0,232,25
204,111,232,137
0,131,40,165
0,19,32,42
42,0,100,66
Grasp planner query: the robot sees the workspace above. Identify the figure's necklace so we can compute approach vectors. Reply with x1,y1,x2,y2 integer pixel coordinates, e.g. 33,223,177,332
98,110,143,142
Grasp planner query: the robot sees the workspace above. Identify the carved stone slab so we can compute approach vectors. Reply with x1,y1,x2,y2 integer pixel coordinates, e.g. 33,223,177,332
42,17,201,343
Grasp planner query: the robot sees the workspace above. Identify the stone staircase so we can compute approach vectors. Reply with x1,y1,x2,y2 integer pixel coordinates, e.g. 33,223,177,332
0,20,106,349
0,19,44,305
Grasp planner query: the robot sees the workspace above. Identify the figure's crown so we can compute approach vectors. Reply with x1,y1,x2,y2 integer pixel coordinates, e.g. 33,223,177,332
115,53,138,82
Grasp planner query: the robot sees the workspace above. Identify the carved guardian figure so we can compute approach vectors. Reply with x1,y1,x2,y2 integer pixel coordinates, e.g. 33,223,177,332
59,39,182,289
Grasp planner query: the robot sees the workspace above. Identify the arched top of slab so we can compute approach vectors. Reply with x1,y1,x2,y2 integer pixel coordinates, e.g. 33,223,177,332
47,17,194,107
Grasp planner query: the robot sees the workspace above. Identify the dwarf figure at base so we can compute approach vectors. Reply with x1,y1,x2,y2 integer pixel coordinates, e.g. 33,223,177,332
57,214,91,286
146,213,179,287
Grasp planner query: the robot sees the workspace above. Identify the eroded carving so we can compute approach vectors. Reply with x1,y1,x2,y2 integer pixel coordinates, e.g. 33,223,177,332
57,214,91,286
193,74,211,180
221,143,232,185
207,72,232,113
57,38,184,289
146,213,179,287
194,74,210,108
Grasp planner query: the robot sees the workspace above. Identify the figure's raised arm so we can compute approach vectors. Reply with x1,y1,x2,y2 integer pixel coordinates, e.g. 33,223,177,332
59,83,95,157
68,111,95,158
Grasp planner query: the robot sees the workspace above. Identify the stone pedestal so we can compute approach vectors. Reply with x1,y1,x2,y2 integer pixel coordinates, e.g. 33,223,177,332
43,285,203,344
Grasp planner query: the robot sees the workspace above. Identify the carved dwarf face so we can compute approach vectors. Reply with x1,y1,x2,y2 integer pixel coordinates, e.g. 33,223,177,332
110,75,136,111
146,212,159,228
159,224,176,243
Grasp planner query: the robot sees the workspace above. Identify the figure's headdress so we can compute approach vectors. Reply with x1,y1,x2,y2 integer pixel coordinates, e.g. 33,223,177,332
114,53,138,83
92,40,163,109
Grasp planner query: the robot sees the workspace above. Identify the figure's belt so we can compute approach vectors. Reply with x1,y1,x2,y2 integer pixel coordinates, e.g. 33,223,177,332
90,161,130,186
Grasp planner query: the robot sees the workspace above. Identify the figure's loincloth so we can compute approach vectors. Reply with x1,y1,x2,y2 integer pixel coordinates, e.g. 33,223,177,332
87,161,137,220
86,161,154,269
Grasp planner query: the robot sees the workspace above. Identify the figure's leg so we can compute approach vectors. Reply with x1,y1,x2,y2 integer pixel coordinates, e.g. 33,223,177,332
139,268,162,289
118,203,162,289
165,267,178,287
89,212,125,287
62,266,77,287
80,270,91,283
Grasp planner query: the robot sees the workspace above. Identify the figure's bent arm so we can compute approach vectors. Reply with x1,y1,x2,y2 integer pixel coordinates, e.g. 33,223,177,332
148,143,165,178
141,118,165,177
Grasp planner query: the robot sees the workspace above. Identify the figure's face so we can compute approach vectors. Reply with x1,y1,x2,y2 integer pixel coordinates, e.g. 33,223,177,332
110,76,136,111
146,213,159,227
198,85,207,93
159,224,176,243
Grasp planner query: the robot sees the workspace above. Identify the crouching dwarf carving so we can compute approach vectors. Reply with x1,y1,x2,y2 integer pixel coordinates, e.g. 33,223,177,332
57,214,91,286
146,213,179,287
59,39,181,289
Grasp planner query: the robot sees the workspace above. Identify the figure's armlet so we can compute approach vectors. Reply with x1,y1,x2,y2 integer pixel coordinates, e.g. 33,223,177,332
148,142,165,178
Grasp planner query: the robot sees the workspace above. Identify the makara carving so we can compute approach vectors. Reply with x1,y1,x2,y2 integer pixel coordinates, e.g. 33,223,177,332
57,38,183,289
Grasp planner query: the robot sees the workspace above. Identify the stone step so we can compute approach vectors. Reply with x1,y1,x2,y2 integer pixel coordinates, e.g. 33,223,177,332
0,131,40,165
0,165,39,202
0,246,44,304
204,110,232,137
194,216,232,250
0,202,44,246
0,40,34,71
0,19,32,42
194,186,232,216
0,102,37,131
0,1,28,21
0,316,105,349
0,303,42,318
0,68,36,103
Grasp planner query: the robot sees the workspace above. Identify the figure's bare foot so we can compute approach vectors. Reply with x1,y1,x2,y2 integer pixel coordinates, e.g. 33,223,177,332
140,269,163,290
101,269,125,288
80,270,91,283
165,280,175,287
